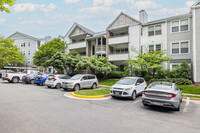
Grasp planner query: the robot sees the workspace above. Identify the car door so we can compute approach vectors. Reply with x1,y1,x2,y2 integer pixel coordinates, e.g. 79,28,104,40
135,79,142,93
139,78,146,93
80,76,88,88
87,75,95,87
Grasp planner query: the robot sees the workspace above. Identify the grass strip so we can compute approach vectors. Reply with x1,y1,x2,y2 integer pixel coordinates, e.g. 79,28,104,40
74,87,110,96
182,95,200,99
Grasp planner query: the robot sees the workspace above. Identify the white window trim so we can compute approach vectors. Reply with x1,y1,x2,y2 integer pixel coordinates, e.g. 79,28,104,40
170,40,190,55
148,24,162,37
170,18,190,33
170,63,180,70
148,44,162,52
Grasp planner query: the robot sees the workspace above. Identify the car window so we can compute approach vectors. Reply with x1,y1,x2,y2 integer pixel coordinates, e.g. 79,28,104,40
138,79,144,84
65,76,70,79
88,75,95,79
82,76,88,80
71,75,83,80
175,85,179,90
148,83,172,90
117,78,136,85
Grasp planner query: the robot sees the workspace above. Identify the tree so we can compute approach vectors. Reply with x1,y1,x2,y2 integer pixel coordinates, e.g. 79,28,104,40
0,37,24,69
174,61,192,79
33,38,67,67
0,0,16,13
75,56,117,74
125,50,171,78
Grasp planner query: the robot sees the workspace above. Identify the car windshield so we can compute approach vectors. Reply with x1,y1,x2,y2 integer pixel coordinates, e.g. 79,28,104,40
71,75,83,80
148,83,172,90
48,75,54,79
117,78,136,85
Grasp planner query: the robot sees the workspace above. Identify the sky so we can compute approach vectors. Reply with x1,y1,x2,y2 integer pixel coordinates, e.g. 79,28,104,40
0,0,197,38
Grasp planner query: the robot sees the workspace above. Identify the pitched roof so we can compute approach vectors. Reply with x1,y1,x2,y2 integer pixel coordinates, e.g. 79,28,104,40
65,22,95,38
107,12,140,30
8,32,39,41
192,0,200,8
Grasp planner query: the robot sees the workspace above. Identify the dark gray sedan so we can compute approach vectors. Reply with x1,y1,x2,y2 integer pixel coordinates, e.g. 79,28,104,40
142,82,183,111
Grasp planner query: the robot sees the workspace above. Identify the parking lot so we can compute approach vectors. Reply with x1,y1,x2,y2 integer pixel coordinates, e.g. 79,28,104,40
0,80,200,133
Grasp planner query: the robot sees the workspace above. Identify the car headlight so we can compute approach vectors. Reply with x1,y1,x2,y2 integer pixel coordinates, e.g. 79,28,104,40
125,87,133,91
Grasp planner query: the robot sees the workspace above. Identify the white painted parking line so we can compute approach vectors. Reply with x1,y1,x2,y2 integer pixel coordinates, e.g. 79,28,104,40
183,97,190,112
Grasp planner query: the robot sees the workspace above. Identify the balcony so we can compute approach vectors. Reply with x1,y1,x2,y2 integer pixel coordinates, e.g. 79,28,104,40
108,35,129,45
68,41,86,50
96,45,106,54
108,53,129,61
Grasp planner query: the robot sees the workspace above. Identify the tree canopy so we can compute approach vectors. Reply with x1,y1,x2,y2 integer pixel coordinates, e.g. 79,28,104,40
75,56,117,74
125,50,171,78
0,37,24,69
0,0,16,13
33,38,67,67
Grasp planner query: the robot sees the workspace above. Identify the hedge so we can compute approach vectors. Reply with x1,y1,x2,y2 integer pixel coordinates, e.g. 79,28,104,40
107,71,125,79
149,78,192,85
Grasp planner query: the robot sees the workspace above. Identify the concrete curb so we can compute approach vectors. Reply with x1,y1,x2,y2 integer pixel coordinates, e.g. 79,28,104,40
71,92,110,99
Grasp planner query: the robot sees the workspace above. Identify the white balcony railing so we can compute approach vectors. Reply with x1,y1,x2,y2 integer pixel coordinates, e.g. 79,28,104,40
68,41,86,50
108,53,129,61
108,35,129,45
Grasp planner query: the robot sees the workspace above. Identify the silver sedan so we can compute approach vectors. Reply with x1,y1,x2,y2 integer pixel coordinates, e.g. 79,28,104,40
142,82,183,111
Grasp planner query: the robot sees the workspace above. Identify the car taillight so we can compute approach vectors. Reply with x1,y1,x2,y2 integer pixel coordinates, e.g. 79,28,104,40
26,77,29,78
171,94,176,98
40,77,43,79
53,77,57,81
6,74,8,77
142,91,146,95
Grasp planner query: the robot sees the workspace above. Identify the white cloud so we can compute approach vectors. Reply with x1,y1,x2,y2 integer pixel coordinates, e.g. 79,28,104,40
64,0,80,4
186,1,195,7
134,1,161,9
93,0,134,6
13,3,56,13
20,20,49,25
0,18,6,23
149,7,188,16
78,6,112,13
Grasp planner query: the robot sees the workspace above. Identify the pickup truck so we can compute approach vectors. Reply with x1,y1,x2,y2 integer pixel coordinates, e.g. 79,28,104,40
2,70,40,83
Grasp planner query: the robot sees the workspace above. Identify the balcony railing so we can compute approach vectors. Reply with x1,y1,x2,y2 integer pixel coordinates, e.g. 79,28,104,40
108,35,129,45
68,41,86,50
96,45,106,51
108,53,129,61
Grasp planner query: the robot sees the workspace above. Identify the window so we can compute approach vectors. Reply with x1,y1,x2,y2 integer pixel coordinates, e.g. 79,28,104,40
171,41,189,54
28,42,31,47
180,19,188,31
21,43,25,47
88,76,95,79
114,48,129,54
82,76,88,80
148,26,154,36
28,51,30,55
148,44,161,52
102,38,106,45
22,51,26,55
98,38,101,45
172,21,179,32
155,25,161,35
149,45,154,52
171,19,189,33
148,25,161,36
170,64,180,70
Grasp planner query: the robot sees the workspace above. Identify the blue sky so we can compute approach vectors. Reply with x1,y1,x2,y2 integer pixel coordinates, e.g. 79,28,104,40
0,0,197,38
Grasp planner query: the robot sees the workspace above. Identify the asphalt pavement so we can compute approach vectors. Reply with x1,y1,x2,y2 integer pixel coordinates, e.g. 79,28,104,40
0,80,200,133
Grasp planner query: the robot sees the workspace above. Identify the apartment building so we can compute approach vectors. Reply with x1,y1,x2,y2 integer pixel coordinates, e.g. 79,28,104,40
63,1,200,82
8,32,52,66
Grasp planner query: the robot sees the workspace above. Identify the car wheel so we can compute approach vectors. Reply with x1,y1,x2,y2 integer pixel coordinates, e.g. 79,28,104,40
131,91,136,100
63,88,68,91
47,86,51,88
55,83,61,89
111,95,116,99
91,83,97,89
74,84,80,91
175,101,180,111
143,103,148,106
12,77,19,83
30,80,34,84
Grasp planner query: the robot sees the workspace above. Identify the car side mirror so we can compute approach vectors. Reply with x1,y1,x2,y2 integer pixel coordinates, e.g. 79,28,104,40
145,87,147,90
180,88,183,90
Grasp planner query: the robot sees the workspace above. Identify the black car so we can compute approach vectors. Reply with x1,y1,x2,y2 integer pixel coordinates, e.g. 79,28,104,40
22,73,42,84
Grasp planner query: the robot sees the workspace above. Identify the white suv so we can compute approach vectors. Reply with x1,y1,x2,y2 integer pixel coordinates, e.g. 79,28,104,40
110,77,147,100
62,74,98,91
45,74,71,89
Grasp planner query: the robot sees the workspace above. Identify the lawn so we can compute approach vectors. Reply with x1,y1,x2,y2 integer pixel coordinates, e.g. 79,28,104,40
99,79,119,86
74,87,110,96
182,95,200,99
179,85,200,94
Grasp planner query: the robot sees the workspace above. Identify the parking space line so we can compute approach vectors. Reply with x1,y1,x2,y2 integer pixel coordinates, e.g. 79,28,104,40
183,97,190,112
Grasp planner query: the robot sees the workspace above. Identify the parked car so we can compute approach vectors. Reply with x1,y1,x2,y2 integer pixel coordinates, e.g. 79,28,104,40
0,70,14,78
34,73,50,86
142,82,183,111
2,70,39,83
62,74,98,91
22,72,42,84
45,74,71,89
110,77,147,100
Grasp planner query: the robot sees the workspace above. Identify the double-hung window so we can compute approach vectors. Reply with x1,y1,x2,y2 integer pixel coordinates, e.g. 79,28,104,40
171,19,189,33
180,19,188,31
148,44,161,52
148,25,161,36
171,41,189,54
172,21,179,33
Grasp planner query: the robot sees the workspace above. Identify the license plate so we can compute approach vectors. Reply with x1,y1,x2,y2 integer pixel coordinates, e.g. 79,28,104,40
114,92,120,95
152,102,163,106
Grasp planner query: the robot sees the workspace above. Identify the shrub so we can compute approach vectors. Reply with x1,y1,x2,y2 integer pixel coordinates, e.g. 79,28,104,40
149,78,192,85
107,71,125,79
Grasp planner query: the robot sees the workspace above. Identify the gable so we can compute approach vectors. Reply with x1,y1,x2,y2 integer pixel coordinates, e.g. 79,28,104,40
109,14,138,30
70,26,85,37
9,33,27,39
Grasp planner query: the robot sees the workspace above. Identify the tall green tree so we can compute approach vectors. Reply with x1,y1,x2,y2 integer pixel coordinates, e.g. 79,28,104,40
0,37,24,69
0,0,16,13
33,38,67,67
75,56,117,74
125,50,171,78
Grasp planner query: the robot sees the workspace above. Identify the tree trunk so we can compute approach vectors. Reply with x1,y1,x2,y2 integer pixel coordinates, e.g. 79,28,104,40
152,69,156,78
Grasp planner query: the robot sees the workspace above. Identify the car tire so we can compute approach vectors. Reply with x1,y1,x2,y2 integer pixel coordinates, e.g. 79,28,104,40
63,88,68,91
74,84,80,91
91,83,97,89
175,101,180,111
12,77,19,83
111,95,116,98
47,86,51,88
55,83,61,89
143,103,148,106
30,80,34,84
131,91,137,100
